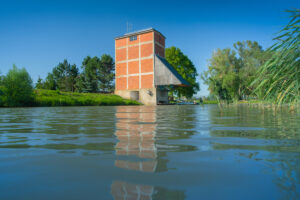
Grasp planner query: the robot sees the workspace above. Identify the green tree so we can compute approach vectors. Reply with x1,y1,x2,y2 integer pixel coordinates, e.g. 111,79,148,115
76,54,115,93
52,59,79,92
0,65,34,106
202,48,240,100
234,41,268,98
43,73,57,90
202,41,267,101
98,54,115,93
76,56,100,93
252,9,300,104
165,47,199,98
35,77,44,89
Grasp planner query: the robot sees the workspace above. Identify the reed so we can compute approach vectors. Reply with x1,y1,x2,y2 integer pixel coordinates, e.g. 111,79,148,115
252,9,300,105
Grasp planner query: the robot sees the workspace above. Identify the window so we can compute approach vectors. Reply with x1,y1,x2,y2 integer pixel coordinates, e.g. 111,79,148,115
130,35,137,41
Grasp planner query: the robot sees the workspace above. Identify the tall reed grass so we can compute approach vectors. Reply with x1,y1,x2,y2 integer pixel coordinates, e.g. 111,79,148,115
252,9,300,105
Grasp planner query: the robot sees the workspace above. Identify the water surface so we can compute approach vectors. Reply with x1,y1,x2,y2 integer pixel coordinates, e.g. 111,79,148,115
0,105,299,199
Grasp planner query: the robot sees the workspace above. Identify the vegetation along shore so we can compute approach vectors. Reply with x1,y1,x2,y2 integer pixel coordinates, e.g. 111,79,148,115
0,9,299,107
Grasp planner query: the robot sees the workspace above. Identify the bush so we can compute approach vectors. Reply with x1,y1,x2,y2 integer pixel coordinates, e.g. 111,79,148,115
0,65,34,107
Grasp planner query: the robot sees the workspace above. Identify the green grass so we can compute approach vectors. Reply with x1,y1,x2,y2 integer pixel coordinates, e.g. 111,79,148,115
203,100,218,104
33,89,140,106
169,100,218,104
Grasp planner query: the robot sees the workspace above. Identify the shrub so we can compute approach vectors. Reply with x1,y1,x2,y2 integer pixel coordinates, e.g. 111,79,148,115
0,65,34,107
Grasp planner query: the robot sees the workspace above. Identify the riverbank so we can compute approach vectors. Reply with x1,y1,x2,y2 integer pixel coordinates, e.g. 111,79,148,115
235,100,299,107
33,89,140,106
18,89,140,107
196,99,299,110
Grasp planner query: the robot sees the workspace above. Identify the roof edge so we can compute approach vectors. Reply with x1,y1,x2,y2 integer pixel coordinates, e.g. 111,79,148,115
155,55,191,87
115,28,166,40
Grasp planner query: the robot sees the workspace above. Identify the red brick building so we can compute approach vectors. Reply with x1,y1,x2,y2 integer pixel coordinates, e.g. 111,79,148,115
115,28,189,105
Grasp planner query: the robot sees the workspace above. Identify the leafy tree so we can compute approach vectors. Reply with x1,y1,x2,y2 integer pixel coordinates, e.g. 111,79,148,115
0,65,34,106
234,41,269,98
52,59,79,92
202,48,240,100
252,9,300,104
43,73,57,90
202,41,267,101
76,54,115,93
165,47,199,98
35,77,44,89
98,54,115,93
76,56,100,93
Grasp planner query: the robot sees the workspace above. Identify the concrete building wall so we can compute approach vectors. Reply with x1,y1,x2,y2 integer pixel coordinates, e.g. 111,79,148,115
115,88,157,105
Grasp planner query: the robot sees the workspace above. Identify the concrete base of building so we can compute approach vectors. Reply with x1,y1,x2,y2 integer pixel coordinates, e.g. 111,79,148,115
115,87,168,106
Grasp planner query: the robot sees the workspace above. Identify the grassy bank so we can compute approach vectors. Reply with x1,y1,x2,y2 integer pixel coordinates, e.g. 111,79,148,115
33,89,140,106
212,100,299,112
169,100,218,104
203,100,218,104
235,100,299,107
197,99,299,109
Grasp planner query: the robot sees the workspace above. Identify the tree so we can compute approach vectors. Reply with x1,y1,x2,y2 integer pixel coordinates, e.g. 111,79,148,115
202,48,240,101
98,54,115,93
202,41,267,101
0,65,34,106
76,54,115,93
165,47,199,98
76,56,100,93
252,9,300,104
43,73,57,90
234,41,268,98
52,59,79,92
35,77,44,89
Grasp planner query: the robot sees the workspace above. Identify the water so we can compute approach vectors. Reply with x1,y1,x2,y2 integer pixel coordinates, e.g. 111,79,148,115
0,105,299,200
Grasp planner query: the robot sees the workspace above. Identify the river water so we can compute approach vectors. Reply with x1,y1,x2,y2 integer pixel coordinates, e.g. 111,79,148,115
0,105,299,199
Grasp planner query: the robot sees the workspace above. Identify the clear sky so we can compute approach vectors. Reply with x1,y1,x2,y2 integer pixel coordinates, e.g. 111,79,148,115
0,0,299,96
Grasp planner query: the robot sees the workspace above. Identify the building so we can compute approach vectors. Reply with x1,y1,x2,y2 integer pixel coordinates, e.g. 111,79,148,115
115,28,189,105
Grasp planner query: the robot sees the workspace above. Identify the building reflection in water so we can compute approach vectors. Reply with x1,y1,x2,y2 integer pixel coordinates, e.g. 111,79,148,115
111,106,157,200
114,106,157,172
111,181,154,200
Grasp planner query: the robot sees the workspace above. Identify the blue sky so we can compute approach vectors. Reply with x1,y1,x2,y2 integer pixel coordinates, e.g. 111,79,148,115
0,0,299,96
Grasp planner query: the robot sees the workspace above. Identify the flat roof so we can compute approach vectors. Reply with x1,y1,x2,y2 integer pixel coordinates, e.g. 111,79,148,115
115,28,166,40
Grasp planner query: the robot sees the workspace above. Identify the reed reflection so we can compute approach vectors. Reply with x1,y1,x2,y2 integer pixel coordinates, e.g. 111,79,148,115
208,105,300,199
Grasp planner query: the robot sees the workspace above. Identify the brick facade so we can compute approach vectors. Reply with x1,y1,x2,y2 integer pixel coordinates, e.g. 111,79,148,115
115,29,165,91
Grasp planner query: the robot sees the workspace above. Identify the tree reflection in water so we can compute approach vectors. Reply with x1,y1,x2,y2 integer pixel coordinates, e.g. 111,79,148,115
209,105,300,199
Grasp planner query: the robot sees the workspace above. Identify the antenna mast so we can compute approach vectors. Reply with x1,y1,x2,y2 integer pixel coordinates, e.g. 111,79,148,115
126,22,133,33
